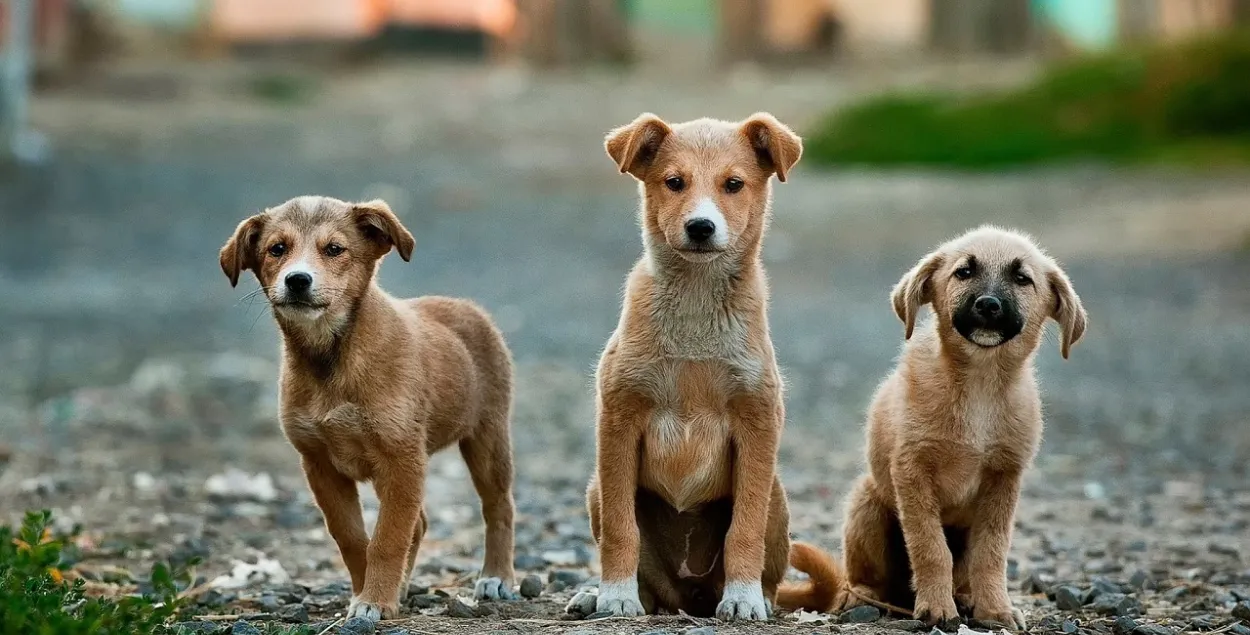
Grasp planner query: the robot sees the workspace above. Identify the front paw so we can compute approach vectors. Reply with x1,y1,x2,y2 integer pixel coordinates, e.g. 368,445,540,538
914,592,960,627
347,595,399,622
715,580,770,621
974,604,1027,630
594,577,645,617
474,576,517,601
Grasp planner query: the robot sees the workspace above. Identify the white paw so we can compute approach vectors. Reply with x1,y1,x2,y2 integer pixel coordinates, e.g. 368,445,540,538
474,576,516,601
715,580,770,621
346,596,384,622
595,577,645,617
565,588,599,616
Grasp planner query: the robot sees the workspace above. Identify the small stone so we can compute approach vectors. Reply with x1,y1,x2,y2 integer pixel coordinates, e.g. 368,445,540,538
1091,577,1125,597
684,628,716,635
445,598,476,619
1113,616,1139,635
1211,543,1241,558
566,590,599,617
519,574,543,598
546,580,568,593
1007,559,1020,581
1163,586,1190,603
892,620,928,631
407,583,429,596
1129,570,1155,591
340,616,377,635
1126,540,1148,552
1086,559,1123,574
1133,624,1177,635
408,593,443,610
1229,625,1250,635
258,593,283,611
1056,586,1085,611
513,553,545,570
1233,602,1250,621
230,622,262,635
1091,593,1140,617
549,570,588,586
841,605,882,623
277,603,309,623
1062,619,1080,633
1189,615,1223,630
1022,572,1052,595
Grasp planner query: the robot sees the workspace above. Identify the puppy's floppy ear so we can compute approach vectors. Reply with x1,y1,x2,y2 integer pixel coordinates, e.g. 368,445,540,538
220,214,265,287
1046,267,1087,359
605,113,672,178
741,112,803,183
891,251,944,340
352,199,415,262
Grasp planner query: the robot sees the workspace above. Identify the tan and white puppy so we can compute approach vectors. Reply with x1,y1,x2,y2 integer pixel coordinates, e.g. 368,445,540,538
778,227,1087,628
567,113,812,621
220,196,517,621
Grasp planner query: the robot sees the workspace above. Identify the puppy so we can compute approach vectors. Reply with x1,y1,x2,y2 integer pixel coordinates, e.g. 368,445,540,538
778,227,1087,628
566,112,814,621
219,196,517,620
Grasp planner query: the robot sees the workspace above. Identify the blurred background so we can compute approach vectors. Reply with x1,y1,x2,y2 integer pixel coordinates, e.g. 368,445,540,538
1,0,1249,625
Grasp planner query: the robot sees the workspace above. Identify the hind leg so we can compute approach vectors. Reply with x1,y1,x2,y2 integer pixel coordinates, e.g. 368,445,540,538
459,417,517,601
840,475,898,611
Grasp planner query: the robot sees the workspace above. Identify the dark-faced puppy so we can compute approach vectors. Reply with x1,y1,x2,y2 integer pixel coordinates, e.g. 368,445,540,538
779,227,1088,629
567,113,817,622
220,196,518,621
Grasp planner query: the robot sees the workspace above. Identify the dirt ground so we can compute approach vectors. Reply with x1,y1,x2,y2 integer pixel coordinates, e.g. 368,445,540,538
2,58,1249,635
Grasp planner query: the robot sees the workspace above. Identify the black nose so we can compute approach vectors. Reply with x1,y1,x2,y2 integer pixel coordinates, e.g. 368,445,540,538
285,272,312,293
974,295,1002,318
685,218,716,242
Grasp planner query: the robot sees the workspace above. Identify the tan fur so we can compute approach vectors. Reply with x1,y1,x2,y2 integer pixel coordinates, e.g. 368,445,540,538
575,113,814,621
219,196,517,620
778,227,1087,628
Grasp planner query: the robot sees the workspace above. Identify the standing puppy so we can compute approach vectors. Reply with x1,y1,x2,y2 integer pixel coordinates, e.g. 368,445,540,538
568,113,807,621
220,196,517,620
778,227,1087,628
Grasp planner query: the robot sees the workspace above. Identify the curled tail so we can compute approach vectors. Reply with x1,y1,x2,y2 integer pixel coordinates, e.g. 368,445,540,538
775,541,843,613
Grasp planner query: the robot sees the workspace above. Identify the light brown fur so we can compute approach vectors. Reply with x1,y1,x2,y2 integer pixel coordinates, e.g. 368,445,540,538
569,113,812,621
219,196,517,620
778,227,1087,628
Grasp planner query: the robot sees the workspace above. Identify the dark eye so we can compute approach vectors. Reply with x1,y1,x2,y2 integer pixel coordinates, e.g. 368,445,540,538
1013,272,1033,286
267,243,286,258
954,265,975,280
664,176,685,192
725,177,744,194
325,243,344,257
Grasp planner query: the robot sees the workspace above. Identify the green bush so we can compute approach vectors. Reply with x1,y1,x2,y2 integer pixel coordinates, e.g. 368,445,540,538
806,31,1250,168
0,510,193,635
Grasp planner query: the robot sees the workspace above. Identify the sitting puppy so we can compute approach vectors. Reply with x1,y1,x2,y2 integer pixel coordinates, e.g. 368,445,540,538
567,112,815,621
778,227,1087,628
219,196,517,620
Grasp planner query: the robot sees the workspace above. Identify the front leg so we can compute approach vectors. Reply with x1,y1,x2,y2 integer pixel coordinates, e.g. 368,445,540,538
301,456,369,595
967,471,1026,629
718,393,781,621
591,389,649,617
349,452,426,621
893,458,959,626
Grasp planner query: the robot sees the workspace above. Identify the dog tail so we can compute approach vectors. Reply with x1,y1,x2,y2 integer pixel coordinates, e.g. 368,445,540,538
775,541,843,613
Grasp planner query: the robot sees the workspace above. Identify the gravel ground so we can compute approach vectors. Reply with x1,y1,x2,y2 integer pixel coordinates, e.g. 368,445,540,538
1,59,1249,635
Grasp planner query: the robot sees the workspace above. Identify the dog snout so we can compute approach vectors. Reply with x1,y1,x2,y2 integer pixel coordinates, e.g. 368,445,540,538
685,218,717,243
974,295,1003,318
285,271,313,293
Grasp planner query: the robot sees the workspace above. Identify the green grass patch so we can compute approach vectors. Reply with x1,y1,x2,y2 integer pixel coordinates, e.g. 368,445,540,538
806,32,1250,169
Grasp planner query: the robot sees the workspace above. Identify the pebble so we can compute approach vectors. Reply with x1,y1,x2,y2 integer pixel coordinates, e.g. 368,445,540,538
1229,625,1250,635
1233,602,1250,621
1022,571,1053,594
1091,593,1141,617
408,593,443,610
1129,570,1155,591
567,592,599,617
1055,586,1085,611
257,593,283,611
519,574,543,598
549,570,587,587
1133,625,1177,635
230,622,262,635
840,605,882,623
1113,616,1138,635
639,630,673,635
684,628,716,635
892,620,928,631
1189,614,1223,630
1061,619,1079,634
277,603,309,623
340,617,377,635
445,597,477,618
1085,559,1123,574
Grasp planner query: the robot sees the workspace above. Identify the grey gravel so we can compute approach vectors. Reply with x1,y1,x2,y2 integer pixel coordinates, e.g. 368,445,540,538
519,573,543,598
445,598,477,619
840,605,882,623
1233,602,1250,621
276,603,308,623
684,628,716,635
339,617,377,635
1056,586,1086,611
